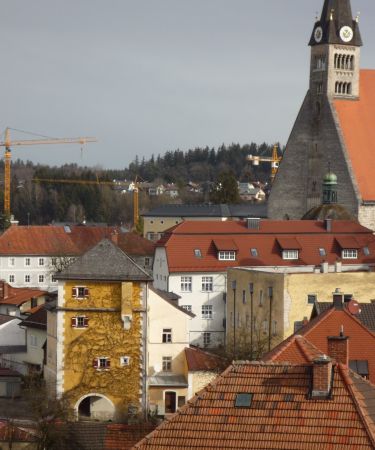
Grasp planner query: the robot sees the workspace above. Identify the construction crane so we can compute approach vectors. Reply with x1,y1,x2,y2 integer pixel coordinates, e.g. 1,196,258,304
0,127,97,216
33,176,141,229
246,144,282,183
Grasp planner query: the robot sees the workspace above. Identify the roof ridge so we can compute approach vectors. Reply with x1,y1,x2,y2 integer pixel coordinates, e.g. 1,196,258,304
295,335,325,362
338,364,375,447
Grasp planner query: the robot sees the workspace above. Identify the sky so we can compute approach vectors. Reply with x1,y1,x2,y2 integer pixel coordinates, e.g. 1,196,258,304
1,0,374,170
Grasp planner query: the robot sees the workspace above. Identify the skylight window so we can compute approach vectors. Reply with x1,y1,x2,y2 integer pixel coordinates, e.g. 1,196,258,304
250,248,258,257
235,393,253,408
194,249,202,258
364,246,370,256
319,248,326,257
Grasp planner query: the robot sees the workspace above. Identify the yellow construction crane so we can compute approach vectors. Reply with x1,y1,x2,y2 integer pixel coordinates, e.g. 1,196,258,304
0,127,97,216
246,144,282,183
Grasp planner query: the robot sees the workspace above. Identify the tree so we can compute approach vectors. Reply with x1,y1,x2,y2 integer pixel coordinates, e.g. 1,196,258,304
209,171,241,204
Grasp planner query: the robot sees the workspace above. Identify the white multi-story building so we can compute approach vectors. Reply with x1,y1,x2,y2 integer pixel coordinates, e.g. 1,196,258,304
0,225,155,291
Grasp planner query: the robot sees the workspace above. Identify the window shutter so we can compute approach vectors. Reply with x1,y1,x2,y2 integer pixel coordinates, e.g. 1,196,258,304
84,288,89,297
84,317,89,328
71,317,77,328
72,287,77,297
93,358,98,369
106,359,111,368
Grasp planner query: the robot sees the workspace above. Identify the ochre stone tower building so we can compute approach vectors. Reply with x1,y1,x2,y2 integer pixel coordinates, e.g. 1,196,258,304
268,0,375,229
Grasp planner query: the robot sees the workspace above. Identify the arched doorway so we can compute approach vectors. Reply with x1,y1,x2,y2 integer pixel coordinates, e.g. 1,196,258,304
76,394,115,421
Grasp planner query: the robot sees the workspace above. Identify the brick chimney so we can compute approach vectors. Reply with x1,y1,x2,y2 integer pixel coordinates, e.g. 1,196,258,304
327,326,349,366
111,230,119,246
0,280,9,300
332,288,344,310
311,355,333,399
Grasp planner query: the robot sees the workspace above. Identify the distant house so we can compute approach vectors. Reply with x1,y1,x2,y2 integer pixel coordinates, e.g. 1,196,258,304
0,280,49,317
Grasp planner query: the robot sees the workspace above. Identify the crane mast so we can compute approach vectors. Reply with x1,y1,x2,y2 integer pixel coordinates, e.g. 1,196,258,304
246,144,282,183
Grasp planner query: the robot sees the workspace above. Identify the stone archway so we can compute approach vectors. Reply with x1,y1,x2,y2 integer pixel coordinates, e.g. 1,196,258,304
75,393,115,421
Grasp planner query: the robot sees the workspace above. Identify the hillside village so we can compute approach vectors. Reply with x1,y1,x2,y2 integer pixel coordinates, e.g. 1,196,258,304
2,0,375,448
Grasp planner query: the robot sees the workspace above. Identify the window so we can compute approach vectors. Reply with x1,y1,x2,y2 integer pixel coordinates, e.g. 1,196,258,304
144,257,150,267
272,321,277,336
194,249,202,258
201,276,213,292
93,357,110,370
250,248,258,257
31,298,37,308
349,360,369,379
120,356,130,366
72,286,90,299
308,294,317,304
25,275,31,283
162,328,172,343
9,275,15,283
8,258,15,267
38,275,44,283
364,246,370,256
203,332,211,347
242,290,246,304
30,335,37,347
262,319,268,333
202,305,213,320
218,251,236,261
319,248,326,257
342,249,358,259
38,258,44,266
181,305,192,312
162,356,172,372
71,316,89,328
235,393,253,408
51,275,57,283
51,257,57,266
259,290,263,306
180,276,192,292
282,250,299,260
25,258,31,266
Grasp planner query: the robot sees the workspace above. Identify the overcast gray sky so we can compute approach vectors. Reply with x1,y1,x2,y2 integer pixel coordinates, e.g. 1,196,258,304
1,0,374,170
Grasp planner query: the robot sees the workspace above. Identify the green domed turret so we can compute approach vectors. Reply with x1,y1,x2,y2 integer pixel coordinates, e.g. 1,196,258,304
323,170,338,204
323,171,338,185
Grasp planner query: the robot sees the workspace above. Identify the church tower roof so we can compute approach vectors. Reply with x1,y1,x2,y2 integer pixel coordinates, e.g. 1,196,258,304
309,0,362,47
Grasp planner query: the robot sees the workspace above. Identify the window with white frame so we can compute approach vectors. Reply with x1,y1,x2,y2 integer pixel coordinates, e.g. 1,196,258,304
201,276,213,292
162,328,172,343
202,305,213,320
38,258,45,266
181,305,192,312
93,357,110,370
71,316,89,328
342,249,358,259
282,250,299,260
203,332,211,347
38,275,44,283
9,275,15,283
162,356,172,372
72,286,90,299
218,251,236,261
180,276,192,292
194,249,202,258
25,257,31,267
25,274,31,283
8,258,15,267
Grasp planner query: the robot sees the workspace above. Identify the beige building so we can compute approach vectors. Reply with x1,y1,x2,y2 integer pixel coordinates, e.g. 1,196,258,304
226,267,375,355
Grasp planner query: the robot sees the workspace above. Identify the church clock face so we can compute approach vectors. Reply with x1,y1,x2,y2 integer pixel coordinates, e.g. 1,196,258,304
340,26,353,43
314,26,323,43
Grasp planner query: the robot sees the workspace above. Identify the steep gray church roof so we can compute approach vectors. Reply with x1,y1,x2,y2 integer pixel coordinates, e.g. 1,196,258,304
55,239,152,282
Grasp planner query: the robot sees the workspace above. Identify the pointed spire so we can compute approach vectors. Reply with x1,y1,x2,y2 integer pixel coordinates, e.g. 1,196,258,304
309,0,362,47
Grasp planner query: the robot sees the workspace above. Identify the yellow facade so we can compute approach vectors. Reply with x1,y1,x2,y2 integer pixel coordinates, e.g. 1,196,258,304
226,268,375,354
61,280,144,420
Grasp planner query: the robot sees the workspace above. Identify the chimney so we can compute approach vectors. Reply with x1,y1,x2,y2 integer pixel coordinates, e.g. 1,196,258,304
332,288,344,309
111,230,119,246
327,326,349,366
311,355,333,399
325,218,332,232
321,261,329,273
335,260,342,273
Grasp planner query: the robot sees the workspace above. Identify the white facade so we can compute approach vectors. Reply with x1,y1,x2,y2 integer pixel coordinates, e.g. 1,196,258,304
153,248,226,347
0,255,63,291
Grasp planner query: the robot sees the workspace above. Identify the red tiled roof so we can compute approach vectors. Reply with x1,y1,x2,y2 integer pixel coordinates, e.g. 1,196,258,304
0,421,36,442
212,239,238,251
116,232,155,257
0,286,48,306
185,347,224,372
20,305,47,329
336,236,361,249
134,362,375,449
276,237,301,250
158,220,375,272
264,306,375,384
105,424,156,449
334,70,375,201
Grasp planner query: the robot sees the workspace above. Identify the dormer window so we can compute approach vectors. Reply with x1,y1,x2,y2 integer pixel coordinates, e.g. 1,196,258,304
282,250,299,260
342,249,358,259
218,251,236,261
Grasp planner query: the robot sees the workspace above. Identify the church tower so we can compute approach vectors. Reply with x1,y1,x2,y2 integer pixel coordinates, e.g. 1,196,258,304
267,0,375,228
309,0,362,106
